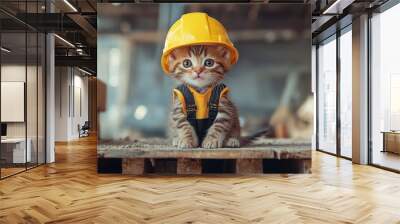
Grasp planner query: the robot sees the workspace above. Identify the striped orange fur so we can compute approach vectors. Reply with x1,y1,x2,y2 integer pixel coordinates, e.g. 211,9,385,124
167,45,241,149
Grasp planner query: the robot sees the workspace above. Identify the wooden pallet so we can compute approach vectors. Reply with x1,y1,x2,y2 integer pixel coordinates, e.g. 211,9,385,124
98,139,311,175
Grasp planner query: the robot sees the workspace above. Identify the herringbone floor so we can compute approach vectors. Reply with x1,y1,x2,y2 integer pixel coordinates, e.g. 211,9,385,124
1,136,400,224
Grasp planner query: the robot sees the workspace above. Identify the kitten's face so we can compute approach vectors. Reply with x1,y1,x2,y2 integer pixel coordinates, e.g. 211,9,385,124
167,45,232,89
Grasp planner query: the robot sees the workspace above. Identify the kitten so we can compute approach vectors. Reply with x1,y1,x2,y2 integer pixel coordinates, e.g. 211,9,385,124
166,45,241,149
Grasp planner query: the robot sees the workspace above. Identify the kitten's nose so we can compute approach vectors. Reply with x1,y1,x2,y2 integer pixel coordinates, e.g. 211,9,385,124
194,67,204,75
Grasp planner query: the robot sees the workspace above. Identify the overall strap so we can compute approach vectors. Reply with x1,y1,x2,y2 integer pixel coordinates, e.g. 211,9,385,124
208,83,227,121
175,84,196,120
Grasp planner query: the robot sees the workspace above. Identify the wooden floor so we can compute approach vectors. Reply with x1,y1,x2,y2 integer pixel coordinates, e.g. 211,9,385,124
1,136,400,224
1,167,26,178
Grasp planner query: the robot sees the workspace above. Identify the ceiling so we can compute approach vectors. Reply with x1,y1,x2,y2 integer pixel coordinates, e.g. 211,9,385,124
1,0,392,74
0,0,97,74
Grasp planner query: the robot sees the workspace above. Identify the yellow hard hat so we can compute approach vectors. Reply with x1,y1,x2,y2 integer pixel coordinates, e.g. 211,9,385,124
161,12,239,74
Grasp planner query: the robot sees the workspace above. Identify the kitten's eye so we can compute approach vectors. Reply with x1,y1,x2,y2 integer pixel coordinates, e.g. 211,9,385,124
182,59,192,68
204,58,214,67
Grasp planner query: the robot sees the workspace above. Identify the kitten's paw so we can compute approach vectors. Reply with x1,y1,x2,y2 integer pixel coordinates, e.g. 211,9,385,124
172,138,178,146
225,138,240,148
202,135,224,149
173,137,198,149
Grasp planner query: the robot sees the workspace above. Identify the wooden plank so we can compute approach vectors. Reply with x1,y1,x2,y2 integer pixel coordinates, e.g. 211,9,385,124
236,159,263,174
177,158,201,175
99,146,310,160
122,158,144,175
98,138,311,160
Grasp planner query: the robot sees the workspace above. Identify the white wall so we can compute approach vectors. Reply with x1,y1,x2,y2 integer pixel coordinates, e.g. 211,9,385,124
1,63,46,164
1,65,26,139
55,67,89,141
73,73,89,137
55,67,69,141
1,82,25,122
1,65,38,138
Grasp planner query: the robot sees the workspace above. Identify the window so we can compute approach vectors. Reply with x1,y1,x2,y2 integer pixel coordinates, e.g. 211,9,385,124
0,2,47,179
339,28,352,158
370,3,400,171
317,36,337,154
316,25,353,158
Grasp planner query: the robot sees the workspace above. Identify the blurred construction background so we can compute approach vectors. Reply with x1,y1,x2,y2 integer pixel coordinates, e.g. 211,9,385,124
97,4,313,141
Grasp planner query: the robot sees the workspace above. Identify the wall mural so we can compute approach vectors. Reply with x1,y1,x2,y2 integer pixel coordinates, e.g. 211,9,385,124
97,3,312,174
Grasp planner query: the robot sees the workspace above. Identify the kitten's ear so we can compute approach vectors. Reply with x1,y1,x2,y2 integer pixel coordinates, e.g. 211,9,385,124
217,46,231,63
167,52,177,73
